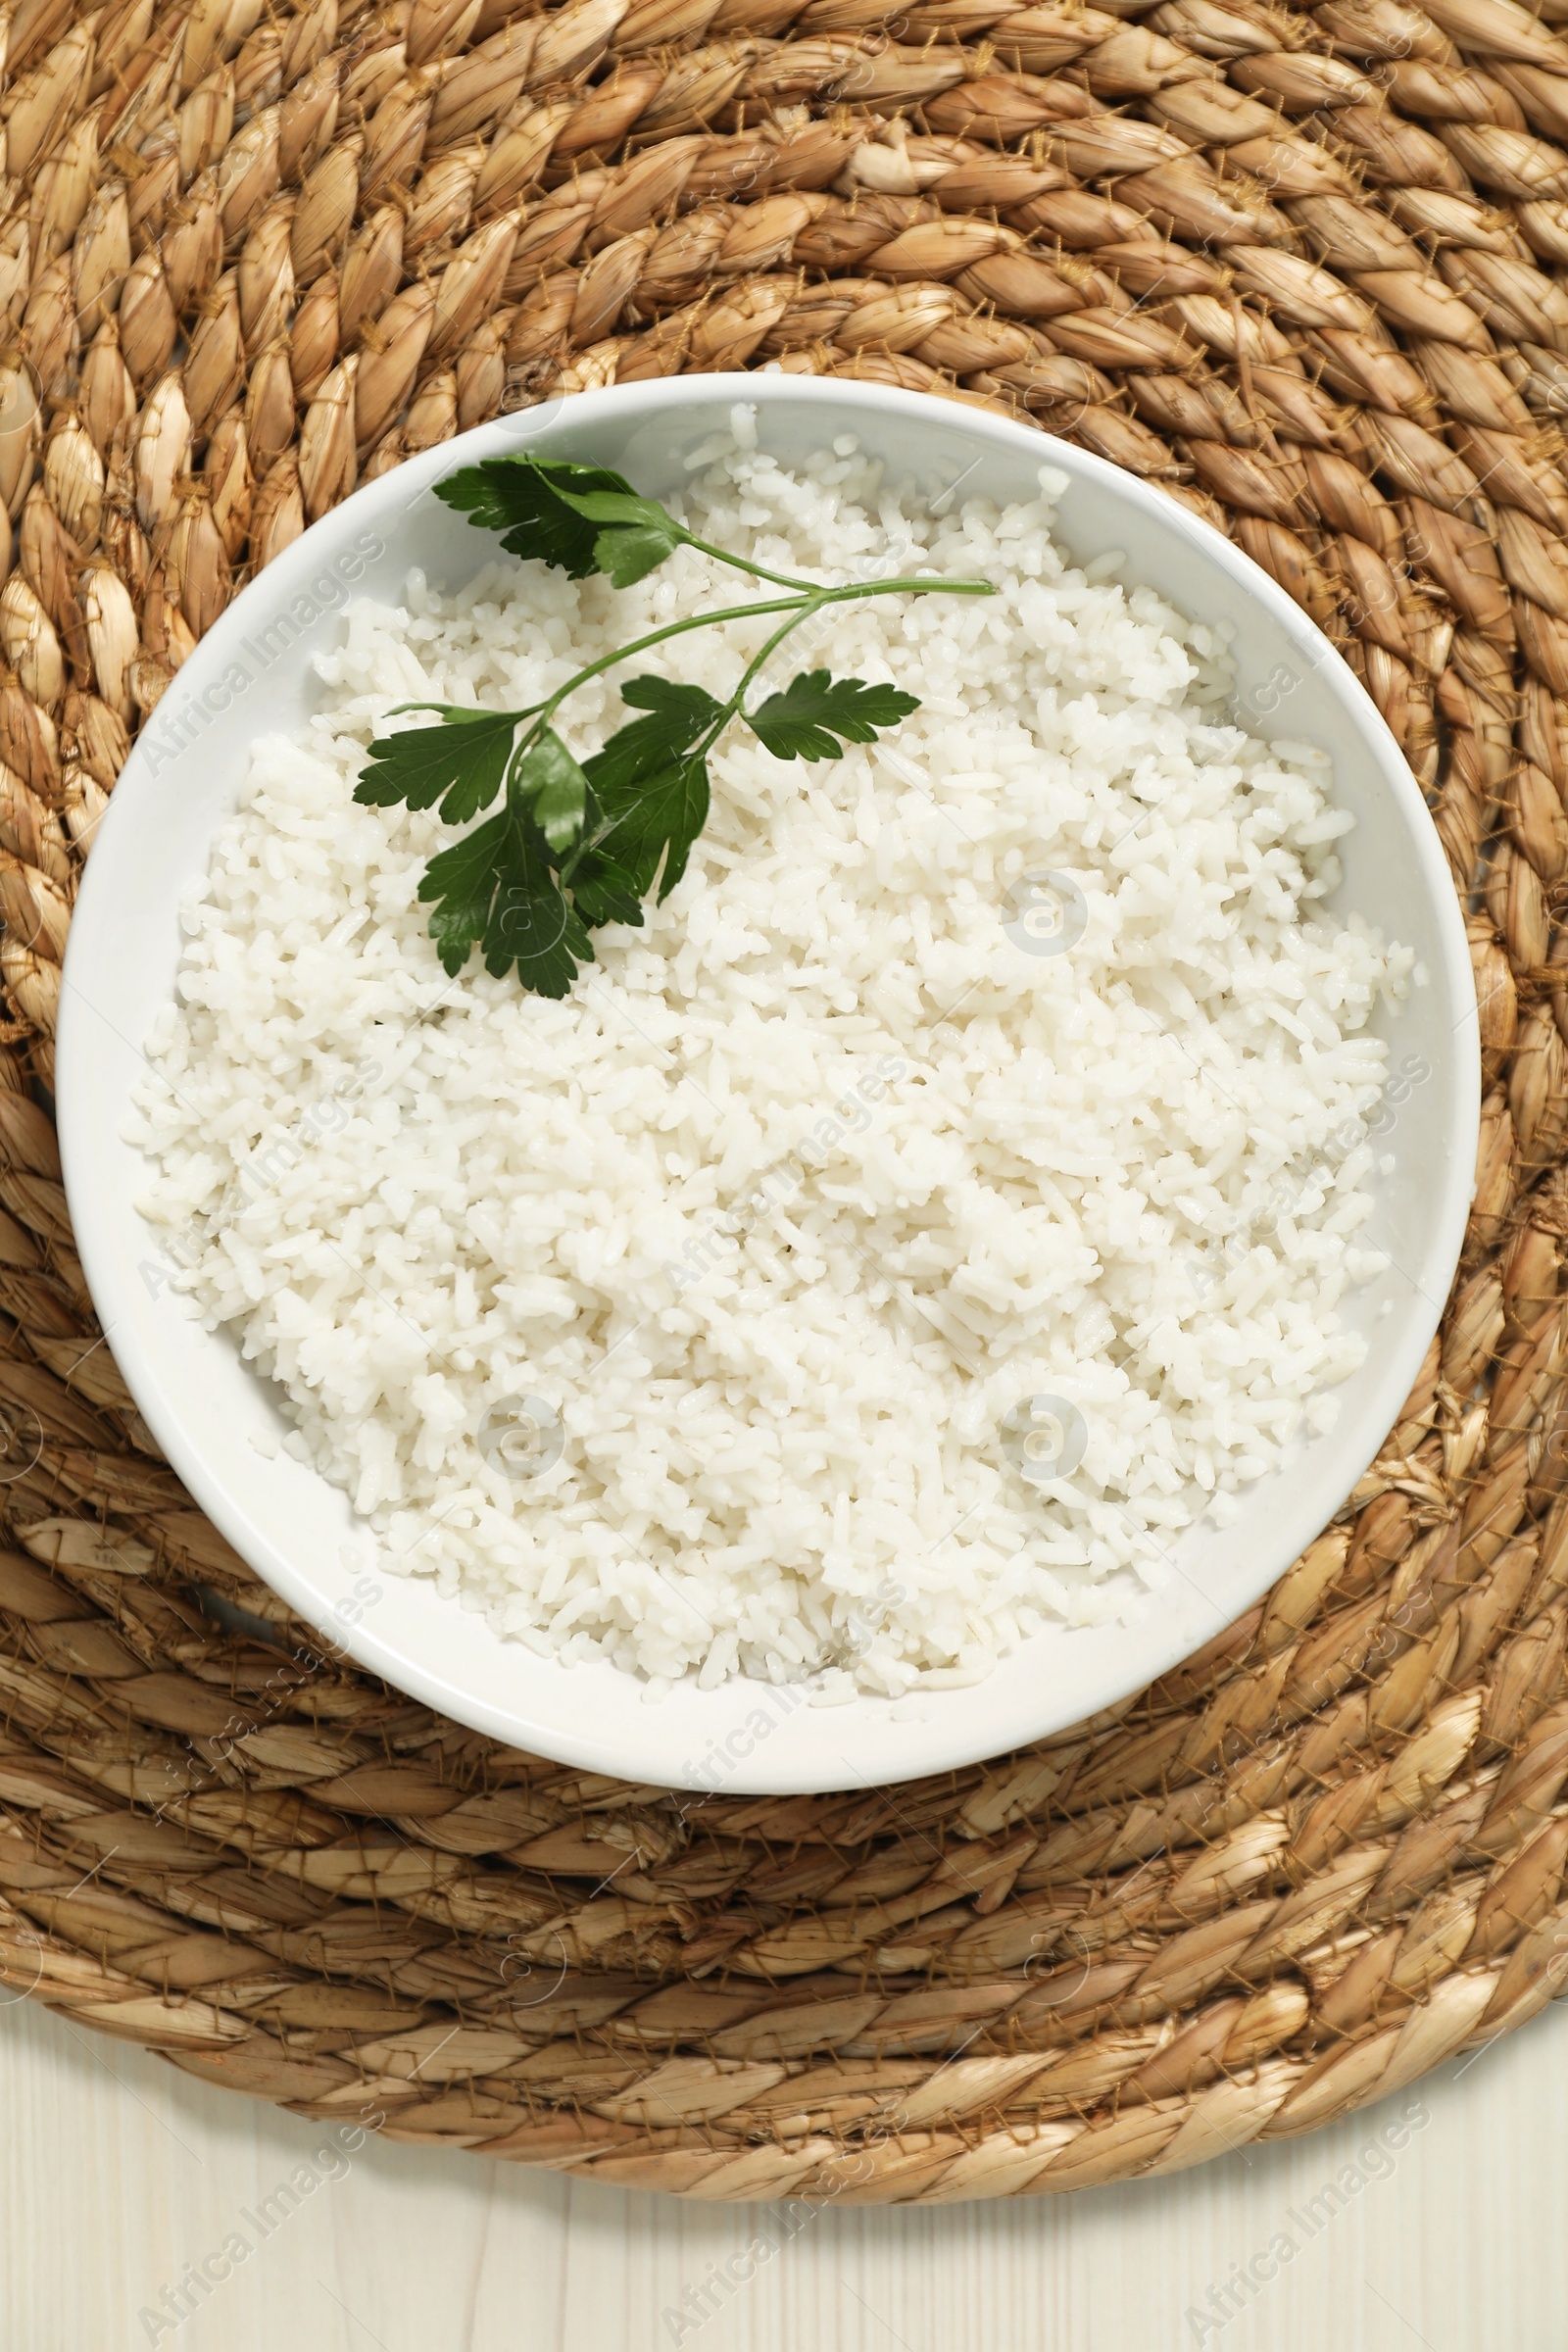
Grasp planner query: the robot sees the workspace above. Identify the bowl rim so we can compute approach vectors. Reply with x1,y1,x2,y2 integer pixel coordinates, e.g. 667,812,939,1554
56,372,1480,1789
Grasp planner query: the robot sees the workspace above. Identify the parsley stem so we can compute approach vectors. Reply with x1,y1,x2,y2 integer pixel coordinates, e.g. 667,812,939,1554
821,576,995,599
535,569,995,874
528,573,993,736
678,532,998,606
677,535,851,596
696,575,994,749
550,571,992,701
390,453,1005,997
724,603,826,730
557,601,824,888
533,594,811,730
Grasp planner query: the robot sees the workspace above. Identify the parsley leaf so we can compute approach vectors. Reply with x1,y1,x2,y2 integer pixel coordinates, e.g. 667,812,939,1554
586,676,723,794
418,813,507,974
748,670,920,763
565,848,646,932
371,453,990,1000
434,456,685,585
356,710,516,825
417,804,592,999
485,866,594,998
548,485,685,588
512,727,592,855
575,678,720,906
587,752,711,906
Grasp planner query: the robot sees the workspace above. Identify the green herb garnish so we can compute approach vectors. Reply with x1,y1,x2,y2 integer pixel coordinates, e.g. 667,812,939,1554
356,455,996,998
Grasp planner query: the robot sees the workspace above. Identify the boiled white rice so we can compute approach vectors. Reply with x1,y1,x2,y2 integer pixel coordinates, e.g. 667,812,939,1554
130,412,1409,1698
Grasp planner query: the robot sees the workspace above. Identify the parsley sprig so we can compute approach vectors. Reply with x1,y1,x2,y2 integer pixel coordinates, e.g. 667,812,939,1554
354,455,996,997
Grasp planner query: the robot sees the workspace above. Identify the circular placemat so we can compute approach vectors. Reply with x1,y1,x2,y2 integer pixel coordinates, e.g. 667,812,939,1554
0,0,1564,2203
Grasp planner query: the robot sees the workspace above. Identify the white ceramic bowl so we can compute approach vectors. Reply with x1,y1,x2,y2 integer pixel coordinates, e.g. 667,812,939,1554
57,375,1478,1792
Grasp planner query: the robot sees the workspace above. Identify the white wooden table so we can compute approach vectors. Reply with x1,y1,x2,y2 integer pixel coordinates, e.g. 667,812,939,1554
3,1989,1563,2350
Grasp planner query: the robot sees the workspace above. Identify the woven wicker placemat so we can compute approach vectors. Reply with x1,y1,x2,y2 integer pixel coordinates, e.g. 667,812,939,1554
0,0,1565,2205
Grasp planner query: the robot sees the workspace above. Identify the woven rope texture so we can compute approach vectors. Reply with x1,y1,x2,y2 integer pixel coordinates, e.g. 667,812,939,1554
0,0,1564,2203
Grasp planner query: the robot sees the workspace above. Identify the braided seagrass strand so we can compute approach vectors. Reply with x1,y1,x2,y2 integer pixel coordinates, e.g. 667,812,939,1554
0,0,1565,2204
